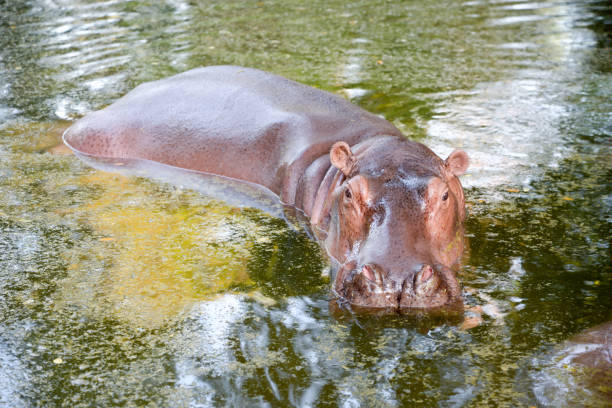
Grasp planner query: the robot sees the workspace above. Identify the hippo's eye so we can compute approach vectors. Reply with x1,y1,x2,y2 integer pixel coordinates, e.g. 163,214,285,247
345,188,352,200
442,191,449,201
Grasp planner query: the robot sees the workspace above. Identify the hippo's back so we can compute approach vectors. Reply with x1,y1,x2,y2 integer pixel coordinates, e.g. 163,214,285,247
63,66,402,195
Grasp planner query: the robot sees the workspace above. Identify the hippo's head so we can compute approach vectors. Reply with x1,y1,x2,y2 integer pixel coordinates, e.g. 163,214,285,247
318,136,469,312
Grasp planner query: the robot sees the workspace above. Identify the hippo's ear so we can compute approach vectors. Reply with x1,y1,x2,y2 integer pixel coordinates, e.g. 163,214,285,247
445,149,469,177
330,141,356,176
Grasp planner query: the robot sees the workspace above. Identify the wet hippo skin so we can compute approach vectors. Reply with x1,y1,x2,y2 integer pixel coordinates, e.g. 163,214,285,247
533,321,612,407
63,66,470,312
564,321,612,401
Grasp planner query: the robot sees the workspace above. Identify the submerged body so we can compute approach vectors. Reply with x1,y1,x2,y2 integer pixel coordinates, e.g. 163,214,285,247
64,66,469,312
566,321,612,403
535,321,612,406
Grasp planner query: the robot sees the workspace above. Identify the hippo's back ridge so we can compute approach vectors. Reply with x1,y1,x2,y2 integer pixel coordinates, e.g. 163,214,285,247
63,66,402,194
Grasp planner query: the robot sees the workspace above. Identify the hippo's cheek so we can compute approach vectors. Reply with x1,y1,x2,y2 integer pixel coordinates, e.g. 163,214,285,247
326,174,374,258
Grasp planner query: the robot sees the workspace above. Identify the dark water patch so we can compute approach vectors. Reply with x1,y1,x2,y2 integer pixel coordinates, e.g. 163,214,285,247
246,214,328,299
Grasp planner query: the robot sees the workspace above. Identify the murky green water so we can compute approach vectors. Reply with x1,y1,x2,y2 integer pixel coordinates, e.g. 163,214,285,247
1,0,610,406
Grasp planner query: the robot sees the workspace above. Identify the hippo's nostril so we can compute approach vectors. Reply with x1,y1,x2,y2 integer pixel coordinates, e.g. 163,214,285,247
361,264,375,282
413,264,440,297
360,264,383,286
416,264,434,285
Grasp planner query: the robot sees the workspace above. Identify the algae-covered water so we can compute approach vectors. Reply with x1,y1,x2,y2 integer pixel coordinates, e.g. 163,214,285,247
0,0,610,406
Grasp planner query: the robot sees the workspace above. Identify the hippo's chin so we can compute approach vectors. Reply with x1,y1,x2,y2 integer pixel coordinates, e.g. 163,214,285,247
329,295,464,317
398,296,464,314
340,290,463,313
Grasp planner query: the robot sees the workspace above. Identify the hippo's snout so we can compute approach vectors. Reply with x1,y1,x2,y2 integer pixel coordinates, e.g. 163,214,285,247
338,262,461,312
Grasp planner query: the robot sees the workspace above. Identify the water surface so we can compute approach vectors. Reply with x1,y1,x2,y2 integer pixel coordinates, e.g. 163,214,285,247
0,0,610,406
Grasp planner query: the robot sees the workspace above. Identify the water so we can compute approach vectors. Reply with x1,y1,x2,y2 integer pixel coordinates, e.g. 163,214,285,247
0,0,610,406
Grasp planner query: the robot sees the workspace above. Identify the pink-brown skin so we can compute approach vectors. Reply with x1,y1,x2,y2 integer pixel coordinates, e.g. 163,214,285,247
558,321,612,401
63,66,469,313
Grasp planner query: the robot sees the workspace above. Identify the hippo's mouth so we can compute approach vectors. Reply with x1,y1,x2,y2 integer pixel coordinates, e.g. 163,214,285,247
332,263,463,313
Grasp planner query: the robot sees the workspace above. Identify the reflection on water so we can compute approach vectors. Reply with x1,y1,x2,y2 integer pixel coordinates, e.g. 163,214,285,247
58,171,257,328
427,1,605,193
0,0,610,406
0,341,28,408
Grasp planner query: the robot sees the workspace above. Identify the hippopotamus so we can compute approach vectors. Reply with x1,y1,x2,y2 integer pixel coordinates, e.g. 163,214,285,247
63,66,469,312
533,321,612,406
